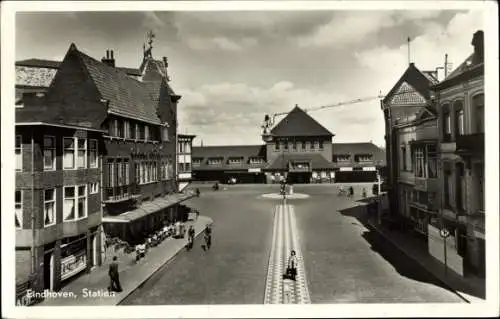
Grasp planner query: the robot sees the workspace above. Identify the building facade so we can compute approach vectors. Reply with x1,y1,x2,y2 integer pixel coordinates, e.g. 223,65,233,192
382,63,440,237
192,106,385,184
15,35,194,298
177,134,196,191
431,30,485,277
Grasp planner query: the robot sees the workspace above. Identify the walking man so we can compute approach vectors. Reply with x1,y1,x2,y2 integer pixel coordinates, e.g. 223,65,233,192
187,225,195,250
108,256,123,292
204,225,212,250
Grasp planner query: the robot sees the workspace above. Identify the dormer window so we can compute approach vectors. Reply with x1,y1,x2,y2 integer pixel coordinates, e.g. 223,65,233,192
249,157,263,165
228,157,243,165
192,158,202,166
208,157,223,165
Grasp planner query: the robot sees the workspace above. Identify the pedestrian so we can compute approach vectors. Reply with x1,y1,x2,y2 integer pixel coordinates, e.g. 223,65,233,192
187,225,195,250
349,186,354,198
286,250,298,281
204,225,212,250
108,256,123,292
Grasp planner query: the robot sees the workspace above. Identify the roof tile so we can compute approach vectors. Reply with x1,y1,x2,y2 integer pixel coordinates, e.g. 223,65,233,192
270,106,333,137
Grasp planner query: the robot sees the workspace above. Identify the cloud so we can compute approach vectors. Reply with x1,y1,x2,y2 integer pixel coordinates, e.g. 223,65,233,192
354,10,483,94
185,36,258,51
177,80,383,146
295,10,443,48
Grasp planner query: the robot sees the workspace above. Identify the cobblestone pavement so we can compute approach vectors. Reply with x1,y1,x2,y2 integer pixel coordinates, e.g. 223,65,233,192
122,184,465,304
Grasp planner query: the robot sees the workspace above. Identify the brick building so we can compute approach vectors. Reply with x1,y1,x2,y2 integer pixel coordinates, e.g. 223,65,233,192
15,36,193,297
192,105,385,184
381,63,440,238
430,30,485,277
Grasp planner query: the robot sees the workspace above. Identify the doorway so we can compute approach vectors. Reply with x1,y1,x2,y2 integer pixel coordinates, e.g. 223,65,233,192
288,172,312,184
43,252,54,291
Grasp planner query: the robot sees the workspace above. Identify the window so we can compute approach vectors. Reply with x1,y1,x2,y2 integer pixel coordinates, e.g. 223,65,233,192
456,163,466,212
44,189,56,226
401,145,407,171
129,122,136,139
318,141,323,150
454,101,464,137
185,162,191,172
15,190,22,228
117,119,124,137
135,123,140,140
311,141,317,150
77,186,87,219
90,182,99,194
145,126,150,141
442,104,451,142
185,142,191,153
15,135,22,171
43,136,56,170
292,141,297,151
192,158,202,166
473,94,484,134
63,137,75,169
284,142,289,151
301,141,306,150
179,141,184,153
77,139,86,168
275,142,280,151
414,147,425,177
63,186,86,221
427,145,437,178
444,164,452,209
89,140,98,168
123,120,130,139
162,127,169,142
208,158,223,165
250,157,262,165
228,157,242,165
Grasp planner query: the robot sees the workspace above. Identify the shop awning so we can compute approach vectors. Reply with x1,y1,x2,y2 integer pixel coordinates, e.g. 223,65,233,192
102,192,195,223
264,153,336,171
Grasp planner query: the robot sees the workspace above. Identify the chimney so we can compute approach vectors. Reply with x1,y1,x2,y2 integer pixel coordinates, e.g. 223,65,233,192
472,30,484,64
101,49,116,67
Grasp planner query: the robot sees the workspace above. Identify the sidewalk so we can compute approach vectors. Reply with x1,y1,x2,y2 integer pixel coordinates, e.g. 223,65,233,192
365,212,485,303
37,216,213,306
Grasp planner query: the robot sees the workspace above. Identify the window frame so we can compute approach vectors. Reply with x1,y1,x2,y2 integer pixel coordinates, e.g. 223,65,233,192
453,100,465,137
77,138,87,169
442,104,452,142
63,137,76,170
15,135,22,171
63,185,87,222
15,190,23,229
89,182,99,194
89,139,98,168
43,135,56,171
44,188,56,227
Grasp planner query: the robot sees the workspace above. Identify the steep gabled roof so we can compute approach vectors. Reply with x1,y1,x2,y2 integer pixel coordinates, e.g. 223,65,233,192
270,106,333,137
68,43,162,124
15,58,142,76
383,63,436,106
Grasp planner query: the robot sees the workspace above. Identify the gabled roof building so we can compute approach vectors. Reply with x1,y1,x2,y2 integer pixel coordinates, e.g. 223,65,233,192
15,36,192,297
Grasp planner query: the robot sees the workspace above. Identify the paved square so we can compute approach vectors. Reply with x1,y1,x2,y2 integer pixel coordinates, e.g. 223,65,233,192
122,184,464,305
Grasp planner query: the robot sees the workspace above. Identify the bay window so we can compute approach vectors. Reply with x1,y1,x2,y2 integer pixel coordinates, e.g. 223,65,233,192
44,189,56,226
15,190,22,229
44,136,56,170
63,137,75,169
15,135,22,171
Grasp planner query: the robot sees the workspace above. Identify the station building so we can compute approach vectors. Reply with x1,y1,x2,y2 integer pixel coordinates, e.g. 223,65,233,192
192,105,386,184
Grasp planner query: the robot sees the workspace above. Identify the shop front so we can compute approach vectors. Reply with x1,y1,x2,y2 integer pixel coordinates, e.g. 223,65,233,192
60,234,88,285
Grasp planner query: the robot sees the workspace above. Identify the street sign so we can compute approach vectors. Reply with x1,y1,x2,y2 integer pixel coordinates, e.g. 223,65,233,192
439,228,450,238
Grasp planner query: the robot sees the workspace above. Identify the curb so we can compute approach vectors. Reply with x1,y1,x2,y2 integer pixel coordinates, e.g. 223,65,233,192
116,218,213,305
365,219,471,303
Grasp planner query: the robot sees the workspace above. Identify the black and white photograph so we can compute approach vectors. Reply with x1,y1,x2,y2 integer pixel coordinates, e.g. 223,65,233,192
1,1,498,318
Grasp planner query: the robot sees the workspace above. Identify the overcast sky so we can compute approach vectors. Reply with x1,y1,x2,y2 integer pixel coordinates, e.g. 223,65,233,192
16,9,484,147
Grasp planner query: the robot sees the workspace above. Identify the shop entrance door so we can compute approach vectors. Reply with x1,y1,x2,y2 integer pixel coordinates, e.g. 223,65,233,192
43,252,54,291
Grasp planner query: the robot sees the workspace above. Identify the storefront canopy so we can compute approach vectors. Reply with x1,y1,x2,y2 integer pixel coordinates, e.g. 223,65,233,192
264,153,336,171
102,192,195,223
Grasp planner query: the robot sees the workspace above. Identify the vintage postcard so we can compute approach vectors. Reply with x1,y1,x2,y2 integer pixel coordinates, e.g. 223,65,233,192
1,1,498,318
